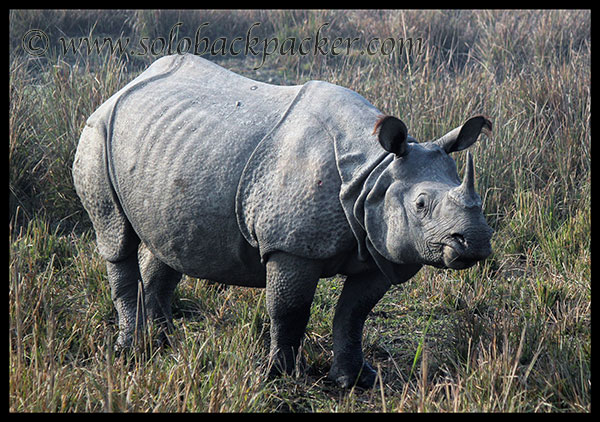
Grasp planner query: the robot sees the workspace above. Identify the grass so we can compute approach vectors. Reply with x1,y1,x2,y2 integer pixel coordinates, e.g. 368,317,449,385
9,10,590,412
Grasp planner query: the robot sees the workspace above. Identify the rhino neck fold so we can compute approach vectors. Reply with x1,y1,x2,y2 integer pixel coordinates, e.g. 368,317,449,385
337,152,392,261
335,134,418,284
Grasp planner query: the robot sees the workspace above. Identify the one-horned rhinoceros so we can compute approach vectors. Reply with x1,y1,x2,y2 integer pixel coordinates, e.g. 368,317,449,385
73,54,493,388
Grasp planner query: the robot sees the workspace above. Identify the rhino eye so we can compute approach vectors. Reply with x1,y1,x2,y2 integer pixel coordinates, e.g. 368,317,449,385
415,194,427,211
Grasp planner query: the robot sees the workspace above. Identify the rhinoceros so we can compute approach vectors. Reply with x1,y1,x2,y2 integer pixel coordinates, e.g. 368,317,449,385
73,54,493,388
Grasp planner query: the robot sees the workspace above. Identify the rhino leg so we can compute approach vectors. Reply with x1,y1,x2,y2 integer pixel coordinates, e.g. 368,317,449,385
106,250,143,351
265,252,322,378
329,270,391,388
73,124,147,350
138,242,182,347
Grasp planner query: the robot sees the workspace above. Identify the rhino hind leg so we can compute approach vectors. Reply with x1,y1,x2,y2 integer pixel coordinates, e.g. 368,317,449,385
105,251,143,350
73,124,145,350
329,270,391,388
138,242,182,347
265,252,322,378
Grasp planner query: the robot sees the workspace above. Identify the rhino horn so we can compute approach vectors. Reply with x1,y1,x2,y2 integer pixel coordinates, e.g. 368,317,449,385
448,152,481,209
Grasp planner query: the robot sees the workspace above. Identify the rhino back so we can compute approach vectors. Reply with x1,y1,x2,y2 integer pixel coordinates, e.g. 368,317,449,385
105,55,301,282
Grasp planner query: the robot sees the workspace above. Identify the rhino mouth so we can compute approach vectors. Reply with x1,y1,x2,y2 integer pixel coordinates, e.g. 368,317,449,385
441,234,486,270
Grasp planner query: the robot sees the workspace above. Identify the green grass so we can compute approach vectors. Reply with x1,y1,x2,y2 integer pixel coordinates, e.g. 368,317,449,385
9,10,590,412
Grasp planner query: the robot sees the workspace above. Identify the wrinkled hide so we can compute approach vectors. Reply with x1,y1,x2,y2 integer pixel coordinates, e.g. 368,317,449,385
96,55,304,283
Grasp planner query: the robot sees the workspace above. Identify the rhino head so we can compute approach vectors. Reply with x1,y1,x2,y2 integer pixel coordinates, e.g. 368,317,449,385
369,115,493,271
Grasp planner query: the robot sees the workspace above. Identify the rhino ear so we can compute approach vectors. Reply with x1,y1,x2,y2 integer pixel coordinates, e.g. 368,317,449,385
435,115,492,153
373,115,409,157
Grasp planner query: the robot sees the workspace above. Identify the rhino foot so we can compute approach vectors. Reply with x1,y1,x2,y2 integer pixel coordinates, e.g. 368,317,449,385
267,346,307,379
328,360,377,389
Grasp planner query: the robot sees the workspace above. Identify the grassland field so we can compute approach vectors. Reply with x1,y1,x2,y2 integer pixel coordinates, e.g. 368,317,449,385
9,10,590,412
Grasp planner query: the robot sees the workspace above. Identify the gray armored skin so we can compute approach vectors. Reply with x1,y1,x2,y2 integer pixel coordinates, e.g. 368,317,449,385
73,54,493,388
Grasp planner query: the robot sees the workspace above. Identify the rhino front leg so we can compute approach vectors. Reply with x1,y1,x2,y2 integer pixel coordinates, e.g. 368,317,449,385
265,252,322,378
329,270,391,388
138,243,182,347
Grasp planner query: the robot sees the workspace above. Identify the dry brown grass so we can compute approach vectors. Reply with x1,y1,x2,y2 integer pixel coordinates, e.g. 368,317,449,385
10,10,589,412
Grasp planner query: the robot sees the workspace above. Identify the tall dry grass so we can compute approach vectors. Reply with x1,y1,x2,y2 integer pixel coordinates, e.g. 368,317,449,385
9,10,590,412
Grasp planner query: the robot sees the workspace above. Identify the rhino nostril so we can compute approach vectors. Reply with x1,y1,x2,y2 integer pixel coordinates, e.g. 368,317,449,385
451,233,467,248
